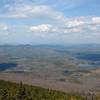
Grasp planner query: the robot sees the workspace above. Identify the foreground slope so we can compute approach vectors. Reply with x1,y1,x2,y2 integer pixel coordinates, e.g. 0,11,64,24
0,80,90,100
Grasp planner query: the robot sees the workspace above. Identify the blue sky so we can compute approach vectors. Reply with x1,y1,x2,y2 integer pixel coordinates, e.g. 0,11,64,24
0,0,100,45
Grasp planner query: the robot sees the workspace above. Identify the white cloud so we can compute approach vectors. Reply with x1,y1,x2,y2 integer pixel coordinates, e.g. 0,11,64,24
30,24,53,32
0,24,8,31
65,19,85,27
0,4,64,21
29,16,100,38
92,17,100,24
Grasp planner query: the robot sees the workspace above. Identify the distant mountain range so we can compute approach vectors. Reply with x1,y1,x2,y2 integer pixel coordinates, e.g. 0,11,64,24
0,43,100,49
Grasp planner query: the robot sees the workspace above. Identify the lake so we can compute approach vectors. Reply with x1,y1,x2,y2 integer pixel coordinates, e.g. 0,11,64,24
76,53,100,61
0,63,17,71
78,63,100,71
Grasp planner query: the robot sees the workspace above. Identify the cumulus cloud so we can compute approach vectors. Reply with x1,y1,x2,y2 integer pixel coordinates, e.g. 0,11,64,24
30,24,53,32
92,17,100,24
0,4,64,21
0,24,8,31
29,16,100,36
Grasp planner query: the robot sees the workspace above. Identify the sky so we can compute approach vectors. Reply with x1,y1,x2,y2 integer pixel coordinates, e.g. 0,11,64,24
0,0,100,45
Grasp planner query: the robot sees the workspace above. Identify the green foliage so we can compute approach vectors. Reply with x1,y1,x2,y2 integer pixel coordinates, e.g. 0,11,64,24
0,80,99,100
0,89,9,100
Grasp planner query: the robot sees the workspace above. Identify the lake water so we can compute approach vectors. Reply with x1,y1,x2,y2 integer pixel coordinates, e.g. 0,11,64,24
78,63,100,71
0,63,17,71
76,53,100,61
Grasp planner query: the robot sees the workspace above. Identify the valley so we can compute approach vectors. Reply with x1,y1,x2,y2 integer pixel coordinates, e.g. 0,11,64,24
0,45,100,94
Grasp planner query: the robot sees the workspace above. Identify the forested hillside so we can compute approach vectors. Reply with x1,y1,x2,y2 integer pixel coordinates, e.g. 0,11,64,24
0,80,100,100
0,80,82,100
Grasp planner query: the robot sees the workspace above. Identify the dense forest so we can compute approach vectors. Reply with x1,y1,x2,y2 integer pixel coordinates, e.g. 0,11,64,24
0,80,100,100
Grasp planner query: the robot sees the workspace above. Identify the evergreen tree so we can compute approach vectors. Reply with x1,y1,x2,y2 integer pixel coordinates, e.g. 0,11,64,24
0,89,9,100
16,82,28,100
